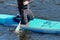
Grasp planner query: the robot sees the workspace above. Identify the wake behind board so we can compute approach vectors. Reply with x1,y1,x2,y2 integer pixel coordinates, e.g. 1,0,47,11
0,14,60,34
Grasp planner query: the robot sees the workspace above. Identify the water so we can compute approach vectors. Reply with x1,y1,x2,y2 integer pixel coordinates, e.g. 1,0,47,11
0,0,60,40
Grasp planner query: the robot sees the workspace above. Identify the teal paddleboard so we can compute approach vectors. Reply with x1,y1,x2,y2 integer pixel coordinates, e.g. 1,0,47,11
0,14,60,34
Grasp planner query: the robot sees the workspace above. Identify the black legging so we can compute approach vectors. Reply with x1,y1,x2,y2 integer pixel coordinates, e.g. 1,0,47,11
18,9,28,24
17,0,34,24
17,0,28,24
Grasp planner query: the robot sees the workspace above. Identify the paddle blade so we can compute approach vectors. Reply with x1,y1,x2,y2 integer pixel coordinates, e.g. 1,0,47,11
14,21,21,34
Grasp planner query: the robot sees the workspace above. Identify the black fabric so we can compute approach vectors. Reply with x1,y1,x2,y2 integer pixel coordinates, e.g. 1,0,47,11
27,14,34,22
13,0,33,24
13,14,34,24
17,0,28,24
13,16,20,23
23,5,28,9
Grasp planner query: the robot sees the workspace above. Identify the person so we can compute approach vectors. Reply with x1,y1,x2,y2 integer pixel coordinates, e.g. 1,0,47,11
14,0,34,25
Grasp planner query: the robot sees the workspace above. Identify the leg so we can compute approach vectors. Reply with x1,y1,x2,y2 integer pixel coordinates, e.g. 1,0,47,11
18,5,29,24
24,9,34,22
27,9,34,21
20,9,28,24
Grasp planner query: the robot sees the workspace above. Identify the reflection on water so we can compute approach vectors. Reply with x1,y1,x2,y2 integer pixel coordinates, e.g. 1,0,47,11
19,30,30,40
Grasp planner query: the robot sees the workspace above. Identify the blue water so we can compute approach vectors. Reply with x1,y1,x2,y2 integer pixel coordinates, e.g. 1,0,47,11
0,0,60,40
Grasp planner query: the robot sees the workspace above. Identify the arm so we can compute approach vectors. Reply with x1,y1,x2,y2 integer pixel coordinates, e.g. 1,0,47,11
23,0,34,5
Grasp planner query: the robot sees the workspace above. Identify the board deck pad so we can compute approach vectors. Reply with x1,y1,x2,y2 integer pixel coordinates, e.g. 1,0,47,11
29,19,60,30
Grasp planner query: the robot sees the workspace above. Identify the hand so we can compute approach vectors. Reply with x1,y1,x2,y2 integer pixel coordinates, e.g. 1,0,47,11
23,1,29,5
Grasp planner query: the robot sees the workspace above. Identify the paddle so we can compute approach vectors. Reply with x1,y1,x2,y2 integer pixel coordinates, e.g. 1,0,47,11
14,20,27,34
14,21,21,34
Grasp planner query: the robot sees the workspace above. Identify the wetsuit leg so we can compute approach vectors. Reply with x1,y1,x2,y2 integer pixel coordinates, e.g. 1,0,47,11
19,8,28,24
14,0,34,24
23,9,34,22
27,9,34,22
